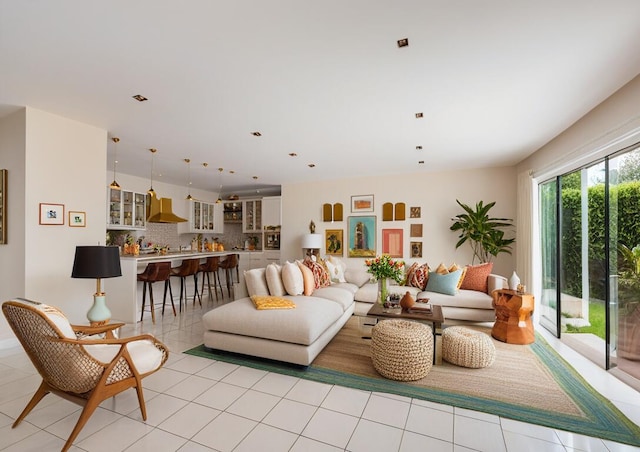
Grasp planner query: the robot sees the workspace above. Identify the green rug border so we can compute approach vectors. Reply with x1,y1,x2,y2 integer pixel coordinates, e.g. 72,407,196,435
185,333,640,447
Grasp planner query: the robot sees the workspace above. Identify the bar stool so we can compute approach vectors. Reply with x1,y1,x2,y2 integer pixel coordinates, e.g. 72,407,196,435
138,262,174,323
200,256,223,302
218,253,239,298
171,258,201,311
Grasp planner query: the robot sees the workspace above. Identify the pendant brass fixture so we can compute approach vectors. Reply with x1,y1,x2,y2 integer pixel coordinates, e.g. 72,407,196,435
185,158,193,200
147,149,157,196
108,137,121,190
216,167,223,203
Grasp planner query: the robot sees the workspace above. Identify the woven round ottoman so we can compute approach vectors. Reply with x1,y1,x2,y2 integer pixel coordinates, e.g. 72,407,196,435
442,326,496,368
371,319,433,381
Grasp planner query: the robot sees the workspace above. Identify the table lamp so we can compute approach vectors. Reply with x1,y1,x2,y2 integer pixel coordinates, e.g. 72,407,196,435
301,233,323,260
71,245,122,324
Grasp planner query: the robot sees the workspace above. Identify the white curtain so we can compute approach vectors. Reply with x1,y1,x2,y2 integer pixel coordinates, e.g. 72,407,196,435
516,170,534,294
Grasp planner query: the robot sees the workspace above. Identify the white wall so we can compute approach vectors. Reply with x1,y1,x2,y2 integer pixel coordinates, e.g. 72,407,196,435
23,108,108,323
516,74,640,302
0,109,27,344
281,166,517,278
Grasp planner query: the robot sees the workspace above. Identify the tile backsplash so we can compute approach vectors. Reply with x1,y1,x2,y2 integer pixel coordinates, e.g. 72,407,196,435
118,222,258,251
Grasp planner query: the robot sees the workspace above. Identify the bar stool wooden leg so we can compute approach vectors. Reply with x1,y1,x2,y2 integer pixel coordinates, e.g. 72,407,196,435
148,283,156,324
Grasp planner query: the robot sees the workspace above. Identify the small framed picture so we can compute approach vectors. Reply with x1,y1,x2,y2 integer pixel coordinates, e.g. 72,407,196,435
410,224,423,238
410,206,421,218
69,211,86,227
325,229,344,256
351,194,374,213
410,241,422,258
39,203,64,225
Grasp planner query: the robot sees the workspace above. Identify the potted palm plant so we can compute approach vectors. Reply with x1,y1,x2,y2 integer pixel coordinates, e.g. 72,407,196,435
450,200,515,263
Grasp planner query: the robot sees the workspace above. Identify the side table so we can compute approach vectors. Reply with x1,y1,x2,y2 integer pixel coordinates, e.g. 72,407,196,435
491,289,535,344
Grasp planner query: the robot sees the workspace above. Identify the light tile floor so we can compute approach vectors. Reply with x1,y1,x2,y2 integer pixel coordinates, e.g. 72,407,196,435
1,296,640,452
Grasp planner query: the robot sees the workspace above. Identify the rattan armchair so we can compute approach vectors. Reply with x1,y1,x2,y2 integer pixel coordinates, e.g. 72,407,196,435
2,298,169,452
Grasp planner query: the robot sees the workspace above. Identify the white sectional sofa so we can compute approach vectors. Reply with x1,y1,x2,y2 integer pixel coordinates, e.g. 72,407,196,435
201,258,506,366
202,262,356,365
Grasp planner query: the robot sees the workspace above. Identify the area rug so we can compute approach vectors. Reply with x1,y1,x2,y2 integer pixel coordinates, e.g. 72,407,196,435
185,318,640,446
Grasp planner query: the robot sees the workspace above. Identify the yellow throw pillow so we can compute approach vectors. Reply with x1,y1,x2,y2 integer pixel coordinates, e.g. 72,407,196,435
448,263,468,289
250,295,296,310
435,263,449,275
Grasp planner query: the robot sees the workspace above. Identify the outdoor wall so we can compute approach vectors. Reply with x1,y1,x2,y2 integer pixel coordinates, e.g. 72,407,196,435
281,166,518,279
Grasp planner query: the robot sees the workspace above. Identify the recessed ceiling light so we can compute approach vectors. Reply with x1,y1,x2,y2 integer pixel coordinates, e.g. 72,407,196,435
289,152,298,157
418,160,425,165
416,145,423,150
251,131,262,137
415,112,423,118
308,163,316,168
397,38,409,48
252,176,258,180
132,94,148,102
229,170,235,174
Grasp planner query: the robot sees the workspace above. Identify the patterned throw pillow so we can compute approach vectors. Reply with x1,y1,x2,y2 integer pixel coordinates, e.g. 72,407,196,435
407,262,430,290
303,259,331,289
434,263,449,275
404,262,419,285
460,262,494,293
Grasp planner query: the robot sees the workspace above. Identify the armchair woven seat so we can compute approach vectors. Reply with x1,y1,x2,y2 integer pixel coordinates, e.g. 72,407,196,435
2,298,169,452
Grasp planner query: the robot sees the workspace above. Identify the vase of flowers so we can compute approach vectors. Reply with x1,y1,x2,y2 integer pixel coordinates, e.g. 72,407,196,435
365,254,405,304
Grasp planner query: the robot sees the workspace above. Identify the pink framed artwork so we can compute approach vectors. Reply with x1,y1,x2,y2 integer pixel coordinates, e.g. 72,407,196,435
382,228,403,258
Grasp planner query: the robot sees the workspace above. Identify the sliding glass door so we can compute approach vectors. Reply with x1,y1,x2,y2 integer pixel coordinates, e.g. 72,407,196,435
539,144,640,378
539,179,559,336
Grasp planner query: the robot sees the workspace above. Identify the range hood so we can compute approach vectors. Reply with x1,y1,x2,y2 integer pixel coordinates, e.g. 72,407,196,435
146,193,187,223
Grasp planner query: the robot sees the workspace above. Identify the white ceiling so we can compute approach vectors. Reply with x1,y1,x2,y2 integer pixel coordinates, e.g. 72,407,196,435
2,1,640,197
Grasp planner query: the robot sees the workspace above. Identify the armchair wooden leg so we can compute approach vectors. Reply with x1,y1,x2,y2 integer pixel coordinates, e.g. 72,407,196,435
135,383,147,421
63,396,102,452
13,380,50,427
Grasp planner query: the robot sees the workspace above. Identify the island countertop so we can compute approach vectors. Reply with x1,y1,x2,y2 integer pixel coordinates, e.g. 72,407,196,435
108,250,246,323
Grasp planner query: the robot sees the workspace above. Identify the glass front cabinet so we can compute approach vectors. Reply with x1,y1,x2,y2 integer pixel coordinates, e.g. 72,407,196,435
107,188,146,230
243,199,262,233
189,200,223,233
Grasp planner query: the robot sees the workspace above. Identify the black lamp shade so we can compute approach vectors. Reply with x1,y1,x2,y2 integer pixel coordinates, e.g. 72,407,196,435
71,246,122,279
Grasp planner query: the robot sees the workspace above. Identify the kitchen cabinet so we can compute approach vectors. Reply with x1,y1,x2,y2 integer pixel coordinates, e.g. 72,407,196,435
261,196,281,228
223,202,242,223
188,200,223,233
243,199,262,232
107,188,146,230
264,250,281,265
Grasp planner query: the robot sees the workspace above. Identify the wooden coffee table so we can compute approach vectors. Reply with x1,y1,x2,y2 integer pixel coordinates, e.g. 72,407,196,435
366,303,445,364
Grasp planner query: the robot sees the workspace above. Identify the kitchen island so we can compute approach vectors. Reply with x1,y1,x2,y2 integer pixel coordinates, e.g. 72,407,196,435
108,251,235,323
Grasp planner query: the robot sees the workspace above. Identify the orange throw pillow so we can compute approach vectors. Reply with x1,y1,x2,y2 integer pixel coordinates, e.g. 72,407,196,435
460,262,493,293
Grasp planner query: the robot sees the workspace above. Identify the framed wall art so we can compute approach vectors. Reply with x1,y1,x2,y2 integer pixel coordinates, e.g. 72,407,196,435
348,215,376,257
410,241,423,258
325,229,344,256
69,211,86,227
410,224,423,237
39,203,64,225
382,229,403,258
410,206,421,218
0,169,6,244
351,194,374,213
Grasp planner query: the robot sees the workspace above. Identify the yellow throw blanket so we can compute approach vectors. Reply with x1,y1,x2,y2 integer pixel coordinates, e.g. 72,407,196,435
251,295,296,310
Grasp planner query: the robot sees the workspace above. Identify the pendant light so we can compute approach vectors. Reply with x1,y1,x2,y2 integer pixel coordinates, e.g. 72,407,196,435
185,158,193,200
216,167,224,203
147,149,157,196
108,137,121,190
